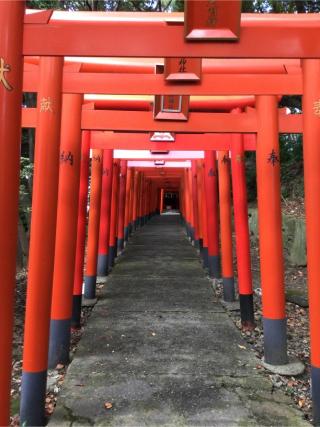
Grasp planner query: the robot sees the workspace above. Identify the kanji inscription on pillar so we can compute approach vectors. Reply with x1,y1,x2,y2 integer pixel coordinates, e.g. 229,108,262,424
60,151,74,166
313,99,320,117
0,57,13,91
40,97,54,113
267,149,279,166
236,154,243,163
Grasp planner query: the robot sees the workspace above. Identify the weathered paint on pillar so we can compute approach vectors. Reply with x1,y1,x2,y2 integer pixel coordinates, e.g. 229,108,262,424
117,160,127,252
256,95,287,366
84,149,103,299
48,94,83,369
20,57,64,426
217,151,235,302
302,59,320,424
72,131,90,328
109,160,120,268
97,149,113,276
0,2,25,424
204,151,220,278
231,127,254,328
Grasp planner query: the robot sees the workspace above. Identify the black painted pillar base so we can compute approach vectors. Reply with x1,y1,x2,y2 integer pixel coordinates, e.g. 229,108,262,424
48,318,71,368
117,238,124,253
124,226,129,242
239,293,255,328
202,247,209,269
108,245,116,268
84,275,96,299
71,294,82,329
129,222,133,236
312,366,320,425
20,370,47,426
263,317,288,365
208,255,221,279
199,238,203,253
97,253,109,277
222,277,235,302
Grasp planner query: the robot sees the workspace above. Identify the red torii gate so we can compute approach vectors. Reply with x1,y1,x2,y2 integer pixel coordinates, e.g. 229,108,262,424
1,3,320,426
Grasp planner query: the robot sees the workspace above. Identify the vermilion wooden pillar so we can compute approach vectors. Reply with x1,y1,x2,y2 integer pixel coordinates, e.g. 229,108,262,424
231,126,255,328
256,95,287,365
109,160,120,267
132,171,140,228
160,188,164,214
72,131,90,328
187,167,195,241
191,160,200,248
200,163,209,269
20,57,64,426
48,93,83,368
204,151,220,278
217,151,235,302
83,149,103,299
117,160,127,252
184,169,192,238
124,167,133,242
97,149,113,276
0,2,25,424
197,161,204,252
138,173,145,225
128,167,135,235
302,59,320,423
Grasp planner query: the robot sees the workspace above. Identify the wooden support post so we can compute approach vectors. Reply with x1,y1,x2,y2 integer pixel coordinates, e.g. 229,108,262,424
108,160,120,268
191,160,200,248
160,188,164,214
197,160,204,253
204,151,221,278
20,57,63,426
97,149,113,276
117,160,127,252
231,127,255,328
124,167,133,242
128,167,135,235
48,93,83,368
83,148,103,299
217,151,235,302
302,59,320,423
256,95,287,365
0,2,25,424
72,131,90,328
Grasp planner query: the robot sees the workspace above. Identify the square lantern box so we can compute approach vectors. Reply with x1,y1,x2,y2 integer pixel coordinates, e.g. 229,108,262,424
154,95,189,121
164,58,202,81
184,0,241,41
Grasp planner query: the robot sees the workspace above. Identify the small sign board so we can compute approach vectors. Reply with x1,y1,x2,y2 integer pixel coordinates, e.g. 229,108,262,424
184,0,241,41
154,95,189,121
164,58,202,81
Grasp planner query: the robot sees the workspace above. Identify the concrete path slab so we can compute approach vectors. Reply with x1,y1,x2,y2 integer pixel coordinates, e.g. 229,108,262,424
51,215,308,426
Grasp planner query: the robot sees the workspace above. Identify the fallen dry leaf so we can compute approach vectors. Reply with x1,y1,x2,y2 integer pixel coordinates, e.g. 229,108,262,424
104,402,113,410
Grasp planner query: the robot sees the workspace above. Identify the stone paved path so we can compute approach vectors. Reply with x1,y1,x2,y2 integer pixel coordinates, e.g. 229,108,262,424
51,214,308,426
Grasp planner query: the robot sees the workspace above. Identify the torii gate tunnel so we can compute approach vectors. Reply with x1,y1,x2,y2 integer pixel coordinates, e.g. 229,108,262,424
1,1,320,425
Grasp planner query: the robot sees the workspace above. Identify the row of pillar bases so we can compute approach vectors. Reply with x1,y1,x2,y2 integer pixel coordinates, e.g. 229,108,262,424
1,3,320,426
